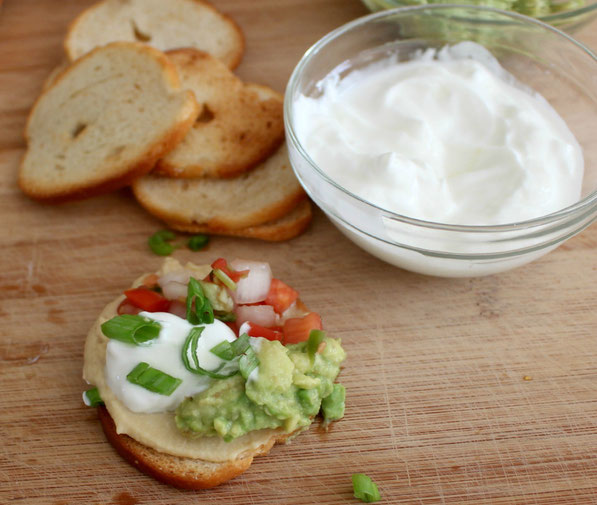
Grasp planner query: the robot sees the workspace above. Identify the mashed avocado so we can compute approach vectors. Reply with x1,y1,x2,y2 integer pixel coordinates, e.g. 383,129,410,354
175,336,346,441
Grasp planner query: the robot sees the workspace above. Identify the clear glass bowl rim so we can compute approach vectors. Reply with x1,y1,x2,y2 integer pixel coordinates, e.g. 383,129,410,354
284,4,597,234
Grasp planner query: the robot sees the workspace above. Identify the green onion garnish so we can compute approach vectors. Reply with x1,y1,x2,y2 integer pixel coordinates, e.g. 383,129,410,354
187,234,209,251
101,315,161,345
126,362,182,395
231,333,251,356
148,230,177,256
352,474,381,503
181,327,238,379
239,346,259,380
186,277,214,325
307,329,326,363
83,387,103,407
212,268,236,291
210,340,234,361
210,333,250,361
322,383,345,425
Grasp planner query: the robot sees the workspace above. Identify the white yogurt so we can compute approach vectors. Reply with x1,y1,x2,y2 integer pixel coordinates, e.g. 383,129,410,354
293,42,584,226
105,312,237,413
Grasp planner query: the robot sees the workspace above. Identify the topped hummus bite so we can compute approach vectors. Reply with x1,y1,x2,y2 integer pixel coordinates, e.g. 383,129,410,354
83,257,346,488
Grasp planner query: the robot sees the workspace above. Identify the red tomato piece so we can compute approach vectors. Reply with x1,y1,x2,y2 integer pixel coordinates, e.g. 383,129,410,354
265,278,299,314
167,299,187,318
283,313,323,344
211,257,249,283
245,323,284,342
124,288,170,312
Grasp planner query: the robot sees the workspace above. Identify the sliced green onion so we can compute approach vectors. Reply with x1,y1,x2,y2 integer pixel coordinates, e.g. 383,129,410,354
101,314,161,345
126,362,182,395
210,340,234,361
322,383,345,425
182,327,238,379
239,346,259,380
352,474,381,503
209,333,250,361
231,333,250,356
83,387,103,407
186,277,214,325
212,268,236,291
187,234,209,251
307,329,326,363
148,230,177,256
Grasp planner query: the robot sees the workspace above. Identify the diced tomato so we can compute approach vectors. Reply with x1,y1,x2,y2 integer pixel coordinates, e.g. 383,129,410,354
211,258,249,283
117,299,142,315
225,321,238,334
265,278,299,314
167,299,187,318
283,312,322,344
124,287,170,312
246,323,284,342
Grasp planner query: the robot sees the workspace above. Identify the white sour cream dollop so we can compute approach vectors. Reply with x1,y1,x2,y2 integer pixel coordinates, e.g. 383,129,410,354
105,312,237,414
293,42,584,225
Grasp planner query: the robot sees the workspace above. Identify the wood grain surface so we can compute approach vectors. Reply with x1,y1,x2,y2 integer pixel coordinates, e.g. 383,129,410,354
1,1,597,504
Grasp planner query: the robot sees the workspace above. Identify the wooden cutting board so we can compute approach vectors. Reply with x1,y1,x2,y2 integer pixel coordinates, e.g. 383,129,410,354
1,1,596,503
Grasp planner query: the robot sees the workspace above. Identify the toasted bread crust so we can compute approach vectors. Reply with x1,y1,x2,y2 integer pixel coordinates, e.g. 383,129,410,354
98,406,294,488
64,0,244,69
132,144,307,230
19,42,200,203
168,200,313,241
154,50,285,179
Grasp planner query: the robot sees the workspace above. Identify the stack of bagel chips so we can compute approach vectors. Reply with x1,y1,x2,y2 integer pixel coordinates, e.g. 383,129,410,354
19,0,311,241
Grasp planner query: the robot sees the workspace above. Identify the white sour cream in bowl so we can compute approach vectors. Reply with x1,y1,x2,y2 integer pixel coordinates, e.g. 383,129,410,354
293,42,583,226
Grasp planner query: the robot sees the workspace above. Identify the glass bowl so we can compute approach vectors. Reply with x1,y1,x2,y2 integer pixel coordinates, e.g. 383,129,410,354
361,0,597,33
284,6,597,277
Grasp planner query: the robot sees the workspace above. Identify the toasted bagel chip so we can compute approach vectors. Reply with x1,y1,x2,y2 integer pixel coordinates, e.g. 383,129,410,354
65,0,244,69
154,49,284,179
19,42,199,202
132,143,306,230
168,200,313,241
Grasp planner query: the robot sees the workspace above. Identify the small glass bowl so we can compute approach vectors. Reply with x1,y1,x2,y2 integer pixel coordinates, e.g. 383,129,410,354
285,6,597,277
361,0,597,33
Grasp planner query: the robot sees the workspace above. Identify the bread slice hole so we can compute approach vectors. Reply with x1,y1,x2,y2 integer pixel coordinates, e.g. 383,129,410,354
71,122,87,138
196,104,215,124
131,21,152,42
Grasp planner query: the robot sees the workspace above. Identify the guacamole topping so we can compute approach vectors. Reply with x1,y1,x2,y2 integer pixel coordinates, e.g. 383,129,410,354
176,337,346,441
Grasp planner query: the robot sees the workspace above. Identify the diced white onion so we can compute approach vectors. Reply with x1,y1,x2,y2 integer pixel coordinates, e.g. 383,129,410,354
235,304,276,327
277,301,306,325
161,281,188,301
238,321,251,336
158,270,191,288
230,259,272,304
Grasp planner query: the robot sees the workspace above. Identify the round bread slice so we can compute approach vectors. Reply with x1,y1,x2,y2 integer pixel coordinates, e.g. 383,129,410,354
168,199,313,241
41,60,69,92
132,143,307,230
84,259,309,488
19,42,200,203
64,0,244,69
154,49,285,179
